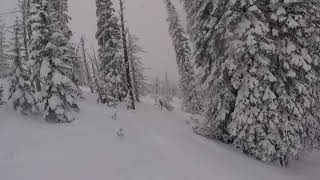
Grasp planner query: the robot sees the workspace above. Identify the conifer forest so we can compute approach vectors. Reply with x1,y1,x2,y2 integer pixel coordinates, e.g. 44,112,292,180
0,0,320,179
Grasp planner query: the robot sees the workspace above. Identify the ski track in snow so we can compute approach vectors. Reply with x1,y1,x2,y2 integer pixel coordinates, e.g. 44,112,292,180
0,87,320,180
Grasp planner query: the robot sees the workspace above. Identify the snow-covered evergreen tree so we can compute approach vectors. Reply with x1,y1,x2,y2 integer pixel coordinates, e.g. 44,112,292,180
181,0,320,166
264,0,320,166
8,17,38,114
95,0,127,105
52,0,82,96
164,0,203,114
29,0,79,123
51,0,72,39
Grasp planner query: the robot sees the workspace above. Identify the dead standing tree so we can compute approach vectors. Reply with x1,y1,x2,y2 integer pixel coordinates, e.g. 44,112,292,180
119,0,135,110
80,36,94,93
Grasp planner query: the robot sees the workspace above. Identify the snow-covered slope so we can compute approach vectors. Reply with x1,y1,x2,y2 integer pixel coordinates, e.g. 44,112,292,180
0,89,320,180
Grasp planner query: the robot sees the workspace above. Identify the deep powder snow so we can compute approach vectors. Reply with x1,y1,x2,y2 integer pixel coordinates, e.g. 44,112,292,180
0,82,320,180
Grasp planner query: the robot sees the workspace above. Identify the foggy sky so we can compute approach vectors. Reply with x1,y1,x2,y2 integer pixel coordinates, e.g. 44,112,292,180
0,0,184,82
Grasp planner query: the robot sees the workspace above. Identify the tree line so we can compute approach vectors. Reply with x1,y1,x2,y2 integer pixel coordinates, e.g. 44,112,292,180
0,0,148,121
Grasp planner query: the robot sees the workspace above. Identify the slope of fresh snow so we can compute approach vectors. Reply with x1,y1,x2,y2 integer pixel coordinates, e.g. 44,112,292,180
1,82,320,180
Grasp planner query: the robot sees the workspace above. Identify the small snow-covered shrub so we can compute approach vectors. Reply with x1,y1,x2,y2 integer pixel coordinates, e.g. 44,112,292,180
112,112,118,120
154,96,174,111
116,128,125,137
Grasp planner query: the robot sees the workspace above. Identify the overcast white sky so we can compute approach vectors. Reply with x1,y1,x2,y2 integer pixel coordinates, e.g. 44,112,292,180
0,0,185,82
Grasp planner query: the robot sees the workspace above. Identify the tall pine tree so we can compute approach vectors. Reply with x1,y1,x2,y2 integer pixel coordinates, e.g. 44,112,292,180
51,0,72,39
52,0,82,96
29,0,79,123
165,0,203,114
95,0,127,105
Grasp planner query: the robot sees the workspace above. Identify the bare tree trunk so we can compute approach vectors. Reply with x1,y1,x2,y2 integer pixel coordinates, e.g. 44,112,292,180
26,0,32,41
0,20,5,70
89,46,103,102
90,60,97,86
21,0,29,62
88,51,99,91
128,31,140,103
74,41,85,86
90,44,99,72
119,0,135,110
80,37,93,93
20,0,38,89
